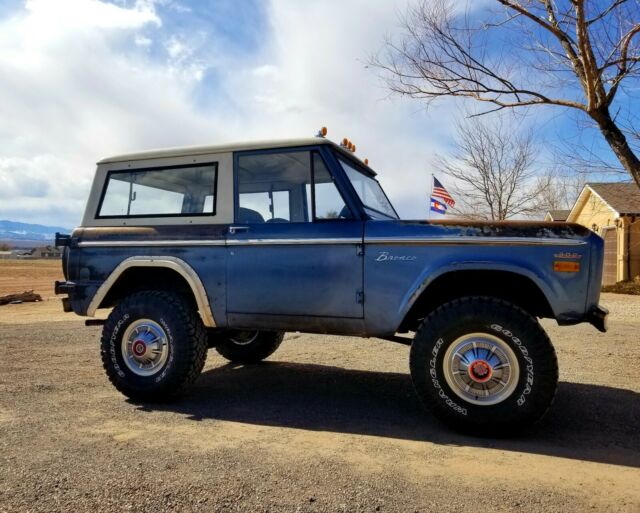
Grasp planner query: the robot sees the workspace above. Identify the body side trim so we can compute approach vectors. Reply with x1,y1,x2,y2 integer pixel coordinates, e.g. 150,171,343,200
78,236,586,248
365,237,587,246
86,256,216,327
78,238,361,247
79,240,227,247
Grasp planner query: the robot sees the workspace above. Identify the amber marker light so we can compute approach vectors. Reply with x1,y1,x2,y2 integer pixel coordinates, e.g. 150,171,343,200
364,158,369,165
553,261,581,273
342,137,349,146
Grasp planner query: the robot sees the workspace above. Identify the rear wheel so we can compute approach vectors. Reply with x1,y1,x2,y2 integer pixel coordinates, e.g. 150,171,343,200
410,296,558,435
212,330,284,363
100,290,207,401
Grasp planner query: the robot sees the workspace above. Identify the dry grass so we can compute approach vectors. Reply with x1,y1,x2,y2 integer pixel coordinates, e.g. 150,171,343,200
0,259,102,324
0,258,63,297
602,280,640,295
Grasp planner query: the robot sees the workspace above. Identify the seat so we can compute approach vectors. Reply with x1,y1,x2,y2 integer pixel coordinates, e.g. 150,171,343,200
237,207,265,224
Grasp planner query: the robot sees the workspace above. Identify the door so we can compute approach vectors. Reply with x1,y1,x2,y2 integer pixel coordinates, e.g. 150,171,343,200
226,148,364,319
602,227,617,286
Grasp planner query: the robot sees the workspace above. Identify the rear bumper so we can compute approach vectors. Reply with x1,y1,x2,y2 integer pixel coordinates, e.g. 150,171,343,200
54,281,74,313
54,280,74,295
587,305,609,333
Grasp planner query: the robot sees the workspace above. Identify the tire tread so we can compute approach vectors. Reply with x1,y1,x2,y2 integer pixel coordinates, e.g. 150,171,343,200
214,331,284,363
410,296,558,435
100,290,207,401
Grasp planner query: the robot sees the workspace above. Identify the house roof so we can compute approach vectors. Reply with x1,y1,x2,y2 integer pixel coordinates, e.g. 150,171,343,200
567,182,640,222
546,209,571,221
587,182,640,215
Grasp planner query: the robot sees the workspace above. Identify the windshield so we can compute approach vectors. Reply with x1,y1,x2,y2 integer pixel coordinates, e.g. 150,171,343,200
339,159,398,219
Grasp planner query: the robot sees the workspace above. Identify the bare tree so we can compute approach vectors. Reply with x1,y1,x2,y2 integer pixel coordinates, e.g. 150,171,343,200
534,168,587,212
435,117,550,220
373,0,640,188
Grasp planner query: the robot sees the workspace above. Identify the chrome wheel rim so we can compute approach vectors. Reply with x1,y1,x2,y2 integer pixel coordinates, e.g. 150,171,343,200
442,333,520,406
228,330,259,346
121,319,169,377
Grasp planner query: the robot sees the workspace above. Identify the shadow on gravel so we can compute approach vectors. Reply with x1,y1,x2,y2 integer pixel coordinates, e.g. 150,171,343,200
135,361,640,468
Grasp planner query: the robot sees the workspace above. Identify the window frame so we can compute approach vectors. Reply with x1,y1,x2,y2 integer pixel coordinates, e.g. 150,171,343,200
337,156,399,220
309,150,354,222
95,161,219,220
233,147,353,224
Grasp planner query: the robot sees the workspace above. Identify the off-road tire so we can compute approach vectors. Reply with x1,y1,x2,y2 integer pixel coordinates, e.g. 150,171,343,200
100,290,207,401
213,330,284,363
410,296,558,436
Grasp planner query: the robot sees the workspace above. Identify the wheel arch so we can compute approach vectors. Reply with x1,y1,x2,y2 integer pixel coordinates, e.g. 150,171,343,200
87,256,216,327
398,267,555,333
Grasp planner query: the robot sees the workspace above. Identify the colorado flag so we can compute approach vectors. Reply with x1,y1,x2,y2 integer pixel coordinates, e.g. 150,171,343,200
430,197,447,214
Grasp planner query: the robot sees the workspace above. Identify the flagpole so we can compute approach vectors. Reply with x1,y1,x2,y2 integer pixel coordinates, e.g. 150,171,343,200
427,172,434,221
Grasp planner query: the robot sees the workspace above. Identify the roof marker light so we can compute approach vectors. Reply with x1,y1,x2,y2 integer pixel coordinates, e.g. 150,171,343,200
316,126,328,138
340,136,358,153
364,158,369,165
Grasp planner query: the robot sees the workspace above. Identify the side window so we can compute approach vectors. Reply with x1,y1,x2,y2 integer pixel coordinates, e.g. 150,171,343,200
98,163,217,218
312,153,350,220
236,150,351,223
237,151,309,223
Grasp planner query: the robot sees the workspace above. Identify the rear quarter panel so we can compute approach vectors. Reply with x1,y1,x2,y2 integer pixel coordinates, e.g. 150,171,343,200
66,225,228,326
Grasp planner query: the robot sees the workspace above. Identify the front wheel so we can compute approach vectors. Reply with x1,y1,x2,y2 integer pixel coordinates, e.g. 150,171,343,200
410,297,558,436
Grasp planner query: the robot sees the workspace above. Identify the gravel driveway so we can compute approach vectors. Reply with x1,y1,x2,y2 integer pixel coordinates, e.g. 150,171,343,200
0,294,638,512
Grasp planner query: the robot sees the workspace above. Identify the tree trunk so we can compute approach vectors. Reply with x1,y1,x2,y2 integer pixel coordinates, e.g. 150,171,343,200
591,108,640,188
0,290,43,305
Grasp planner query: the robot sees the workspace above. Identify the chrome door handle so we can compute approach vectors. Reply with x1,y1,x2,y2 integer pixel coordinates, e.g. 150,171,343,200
228,225,249,235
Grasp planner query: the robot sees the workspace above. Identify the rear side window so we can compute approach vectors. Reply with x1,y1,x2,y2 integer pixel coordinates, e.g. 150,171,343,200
97,163,218,218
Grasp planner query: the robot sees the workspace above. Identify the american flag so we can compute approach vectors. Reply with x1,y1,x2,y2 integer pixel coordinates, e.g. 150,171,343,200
432,177,455,207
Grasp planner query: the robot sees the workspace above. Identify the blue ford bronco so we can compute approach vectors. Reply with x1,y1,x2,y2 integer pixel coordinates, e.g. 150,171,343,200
55,133,608,435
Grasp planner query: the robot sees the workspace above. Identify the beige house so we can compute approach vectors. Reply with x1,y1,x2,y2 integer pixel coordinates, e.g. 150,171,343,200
566,183,640,285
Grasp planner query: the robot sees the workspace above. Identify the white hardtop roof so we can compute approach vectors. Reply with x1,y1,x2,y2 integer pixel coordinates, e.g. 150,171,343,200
97,137,368,167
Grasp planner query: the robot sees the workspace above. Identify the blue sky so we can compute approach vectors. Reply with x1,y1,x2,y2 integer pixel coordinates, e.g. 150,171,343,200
0,0,634,227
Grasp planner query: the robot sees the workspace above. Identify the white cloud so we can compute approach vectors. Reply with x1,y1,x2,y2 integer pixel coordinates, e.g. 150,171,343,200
0,0,220,227
0,156,52,199
134,34,152,47
165,35,187,59
0,0,457,227
24,0,160,32
224,0,456,216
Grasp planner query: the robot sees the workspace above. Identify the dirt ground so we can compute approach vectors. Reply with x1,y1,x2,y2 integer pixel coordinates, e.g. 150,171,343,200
0,260,639,512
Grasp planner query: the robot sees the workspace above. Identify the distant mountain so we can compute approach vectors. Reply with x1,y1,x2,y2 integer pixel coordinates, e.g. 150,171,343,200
0,220,71,242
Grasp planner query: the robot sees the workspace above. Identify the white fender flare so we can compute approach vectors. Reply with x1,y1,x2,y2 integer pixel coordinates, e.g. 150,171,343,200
86,256,216,327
